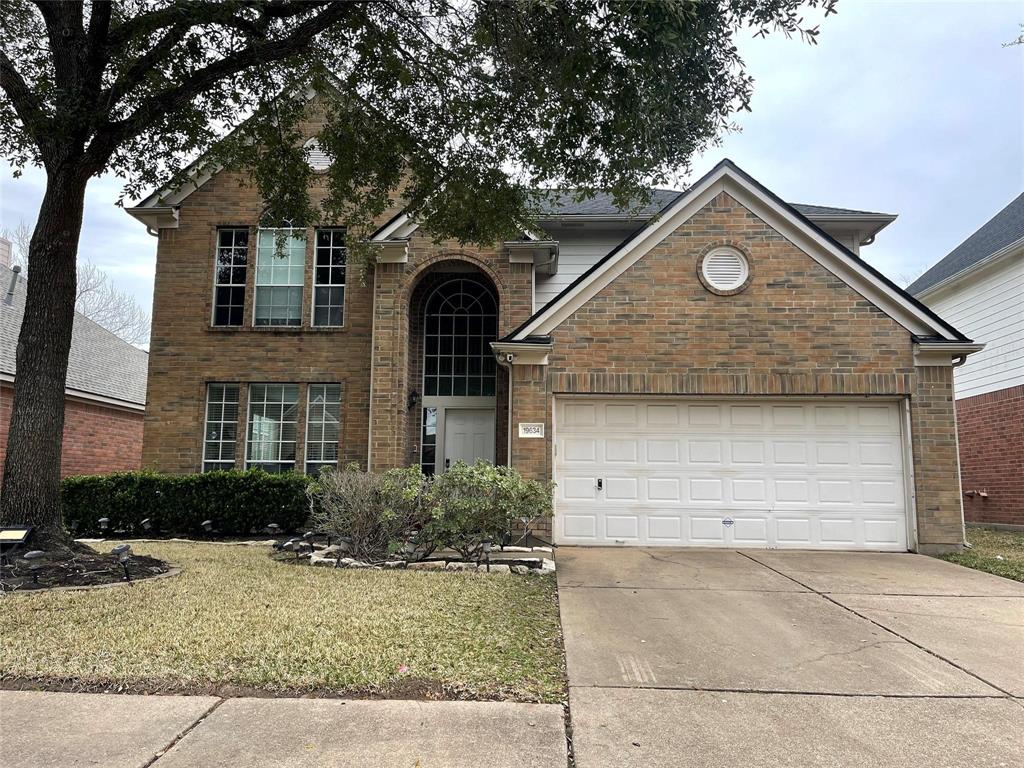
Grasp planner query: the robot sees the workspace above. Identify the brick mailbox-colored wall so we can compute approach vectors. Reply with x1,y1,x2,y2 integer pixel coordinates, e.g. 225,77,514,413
0,384,143,480
956,384,1024,527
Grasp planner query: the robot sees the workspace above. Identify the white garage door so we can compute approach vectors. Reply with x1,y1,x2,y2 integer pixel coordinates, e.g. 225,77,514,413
554,399,909,550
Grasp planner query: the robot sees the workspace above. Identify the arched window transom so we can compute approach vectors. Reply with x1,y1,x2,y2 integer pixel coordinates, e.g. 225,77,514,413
422,278,498,397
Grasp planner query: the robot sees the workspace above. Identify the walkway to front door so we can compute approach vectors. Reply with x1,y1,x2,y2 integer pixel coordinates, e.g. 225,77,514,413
557,547,1024,767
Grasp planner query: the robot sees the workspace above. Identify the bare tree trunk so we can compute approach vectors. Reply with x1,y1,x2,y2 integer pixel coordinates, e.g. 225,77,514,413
0,166,88,545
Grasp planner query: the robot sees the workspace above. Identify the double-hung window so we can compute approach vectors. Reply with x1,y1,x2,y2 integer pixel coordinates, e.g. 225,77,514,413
203,384,240,471
305,384,341,475
313,229,346,326
246,384,299,472
254,230,305,326
213,229,248,326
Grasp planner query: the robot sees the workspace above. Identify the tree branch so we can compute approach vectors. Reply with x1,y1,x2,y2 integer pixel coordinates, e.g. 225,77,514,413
0,49,50,146
84,1,359,170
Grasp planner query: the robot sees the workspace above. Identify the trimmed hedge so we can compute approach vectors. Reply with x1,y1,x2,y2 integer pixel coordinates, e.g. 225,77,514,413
61,470,312,536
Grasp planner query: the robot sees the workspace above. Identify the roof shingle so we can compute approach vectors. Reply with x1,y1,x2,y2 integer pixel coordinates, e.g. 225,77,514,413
908,192,1024,295
0,264,148,406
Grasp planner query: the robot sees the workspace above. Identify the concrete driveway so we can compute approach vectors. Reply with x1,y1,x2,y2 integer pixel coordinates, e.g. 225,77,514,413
557,548,1024,768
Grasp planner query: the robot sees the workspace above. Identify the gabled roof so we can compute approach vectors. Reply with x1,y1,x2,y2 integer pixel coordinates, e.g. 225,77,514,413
0,265,148,408
503,159,968,344
908,192,1024,296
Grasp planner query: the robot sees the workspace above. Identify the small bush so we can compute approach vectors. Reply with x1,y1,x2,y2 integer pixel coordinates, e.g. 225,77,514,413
425,461,554,559
61,470,311,536
308,464,429,563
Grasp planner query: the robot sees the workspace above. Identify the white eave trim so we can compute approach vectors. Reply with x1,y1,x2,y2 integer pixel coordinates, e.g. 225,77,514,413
510,162,964,342
491,341,552,366
0,372,146,412
125,205,179,231
913,342,985,367
372,238,410,263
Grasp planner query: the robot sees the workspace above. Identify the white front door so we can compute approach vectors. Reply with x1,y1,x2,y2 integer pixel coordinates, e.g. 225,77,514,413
555,398,909,550
442,409,496,471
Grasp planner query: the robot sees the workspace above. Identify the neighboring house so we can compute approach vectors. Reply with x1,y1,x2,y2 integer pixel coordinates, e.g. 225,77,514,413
909,195,1024,528
0,256,148,480
127,119,981,554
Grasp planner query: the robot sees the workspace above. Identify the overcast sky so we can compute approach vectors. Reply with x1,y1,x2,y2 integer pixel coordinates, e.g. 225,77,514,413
1,0,1021,312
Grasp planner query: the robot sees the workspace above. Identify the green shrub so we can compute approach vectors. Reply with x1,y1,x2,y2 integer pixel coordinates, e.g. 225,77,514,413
307,464,430,563
425,461,554,559
61,470,312,536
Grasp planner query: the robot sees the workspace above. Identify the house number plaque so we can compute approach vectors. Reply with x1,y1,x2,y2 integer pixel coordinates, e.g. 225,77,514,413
518,423,545,438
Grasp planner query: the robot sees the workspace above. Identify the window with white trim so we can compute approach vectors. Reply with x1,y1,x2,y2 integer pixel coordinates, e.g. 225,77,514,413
313,229,346,327
213,228,248,326
305,384,341,475
203,383,240,471
701,247,749,292
246,384,299,472
254,230,305,326
304,138,332,171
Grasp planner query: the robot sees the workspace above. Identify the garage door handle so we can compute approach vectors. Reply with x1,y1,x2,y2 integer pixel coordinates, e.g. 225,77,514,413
597,478,603,491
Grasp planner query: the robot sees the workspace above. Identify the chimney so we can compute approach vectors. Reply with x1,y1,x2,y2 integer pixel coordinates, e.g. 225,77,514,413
0,236,11,269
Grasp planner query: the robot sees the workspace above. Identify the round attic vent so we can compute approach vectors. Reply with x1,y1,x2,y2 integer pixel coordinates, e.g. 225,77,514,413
700,247,749,292
304,138,331,171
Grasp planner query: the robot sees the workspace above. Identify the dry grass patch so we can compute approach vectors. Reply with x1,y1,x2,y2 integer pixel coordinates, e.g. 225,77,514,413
0,541,564,702
939,527,1024,583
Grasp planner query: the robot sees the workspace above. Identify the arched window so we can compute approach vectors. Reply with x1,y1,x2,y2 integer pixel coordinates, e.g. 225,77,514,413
423,278,498,397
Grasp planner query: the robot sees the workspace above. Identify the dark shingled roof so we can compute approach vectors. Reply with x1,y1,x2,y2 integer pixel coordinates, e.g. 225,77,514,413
909,192,1024,295
532,188,892,220
0,264,148,406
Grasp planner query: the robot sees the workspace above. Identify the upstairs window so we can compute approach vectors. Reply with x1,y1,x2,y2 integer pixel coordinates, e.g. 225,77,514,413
254,230,305,326
203,383,240,471
213,228,248,326
305,384,341,475
313,229,346,327
246,384,299,472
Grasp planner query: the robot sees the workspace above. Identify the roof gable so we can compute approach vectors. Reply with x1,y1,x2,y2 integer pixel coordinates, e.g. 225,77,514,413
505,160,967,343
908,192,1024,296
0,265,148,407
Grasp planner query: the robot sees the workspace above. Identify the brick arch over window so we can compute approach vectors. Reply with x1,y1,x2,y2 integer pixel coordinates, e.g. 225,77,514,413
404,259,506,469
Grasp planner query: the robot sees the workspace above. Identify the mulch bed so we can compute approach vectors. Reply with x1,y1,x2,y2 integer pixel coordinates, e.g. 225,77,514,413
0,545,170,592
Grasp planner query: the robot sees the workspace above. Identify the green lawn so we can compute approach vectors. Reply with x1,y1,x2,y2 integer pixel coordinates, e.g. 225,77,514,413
938,527,1024,583
0,541,565,702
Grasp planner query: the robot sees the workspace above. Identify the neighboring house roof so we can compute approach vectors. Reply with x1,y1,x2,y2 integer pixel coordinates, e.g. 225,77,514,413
908,192,1024,296
503,159,970,345
0,264,148,408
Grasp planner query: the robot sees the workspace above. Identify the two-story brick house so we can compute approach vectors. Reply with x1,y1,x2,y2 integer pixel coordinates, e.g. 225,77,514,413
128,124,981,553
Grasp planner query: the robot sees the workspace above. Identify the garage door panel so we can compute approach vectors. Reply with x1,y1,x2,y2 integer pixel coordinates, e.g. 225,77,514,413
555,398,909,551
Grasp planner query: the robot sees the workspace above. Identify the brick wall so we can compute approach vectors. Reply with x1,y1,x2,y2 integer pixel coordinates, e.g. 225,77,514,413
1,383,143,479
956,384,1024,527
506,192,964,550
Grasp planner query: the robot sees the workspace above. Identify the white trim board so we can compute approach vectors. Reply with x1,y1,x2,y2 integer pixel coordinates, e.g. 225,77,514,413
508,161,965,343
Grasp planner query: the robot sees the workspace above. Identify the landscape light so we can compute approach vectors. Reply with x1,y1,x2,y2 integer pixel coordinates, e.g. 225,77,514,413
23,550,45,584
266,523,281,536
201,519,214,535
481,540,492,572
98,517,109,532
111,544,133,581
140,518,152,532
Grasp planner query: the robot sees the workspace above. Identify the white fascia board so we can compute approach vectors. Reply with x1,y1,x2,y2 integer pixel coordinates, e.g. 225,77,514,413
0,373,145,412
125,205,180,231
371,213,417,241
491,341,552,366
913,341,985,367
513,165,962,342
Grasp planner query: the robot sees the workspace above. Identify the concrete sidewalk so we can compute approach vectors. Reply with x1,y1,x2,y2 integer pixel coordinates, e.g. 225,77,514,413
0,691,567,768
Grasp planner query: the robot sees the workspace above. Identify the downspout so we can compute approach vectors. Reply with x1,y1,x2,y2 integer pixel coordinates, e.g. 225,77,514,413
496,353,514,467
367,266,378,472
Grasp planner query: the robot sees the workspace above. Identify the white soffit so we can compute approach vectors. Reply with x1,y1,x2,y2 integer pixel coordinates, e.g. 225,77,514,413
511,163,963,342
